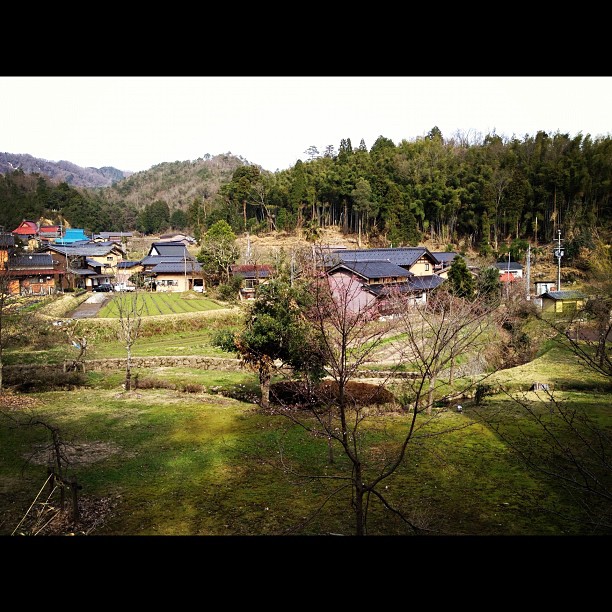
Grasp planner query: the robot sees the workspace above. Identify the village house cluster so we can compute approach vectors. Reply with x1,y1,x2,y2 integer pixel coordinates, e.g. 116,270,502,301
0,220,201,295
0,219,586,316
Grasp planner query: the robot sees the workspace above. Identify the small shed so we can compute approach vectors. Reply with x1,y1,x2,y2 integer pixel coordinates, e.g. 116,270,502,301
539,290,586,317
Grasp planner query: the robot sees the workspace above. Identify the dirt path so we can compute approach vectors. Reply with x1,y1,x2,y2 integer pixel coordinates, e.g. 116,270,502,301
69,293,110,319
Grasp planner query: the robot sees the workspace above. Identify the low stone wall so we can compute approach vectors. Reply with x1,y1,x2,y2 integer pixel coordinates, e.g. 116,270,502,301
4,355,243,375
4,357,418,379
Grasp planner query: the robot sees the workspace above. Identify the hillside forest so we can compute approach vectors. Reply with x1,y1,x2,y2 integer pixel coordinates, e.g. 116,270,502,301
1,129,611,266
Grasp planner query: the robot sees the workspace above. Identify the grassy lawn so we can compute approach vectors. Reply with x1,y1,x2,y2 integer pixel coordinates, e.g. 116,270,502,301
1,294,610,536
1,344,610,536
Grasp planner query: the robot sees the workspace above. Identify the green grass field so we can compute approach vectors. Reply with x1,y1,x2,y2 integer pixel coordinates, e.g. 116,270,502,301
1,345,610,536
98,293,225,317
1,294,610,536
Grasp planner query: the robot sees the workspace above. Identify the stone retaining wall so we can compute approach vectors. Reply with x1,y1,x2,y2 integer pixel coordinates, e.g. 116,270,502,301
4,356,417,379
4,356,243,375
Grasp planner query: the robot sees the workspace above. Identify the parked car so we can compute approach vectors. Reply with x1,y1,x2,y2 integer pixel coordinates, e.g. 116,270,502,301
94,283,113,292
114,283,136,292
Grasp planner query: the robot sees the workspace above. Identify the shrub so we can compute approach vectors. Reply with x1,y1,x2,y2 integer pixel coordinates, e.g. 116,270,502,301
270,380,396,407
133,377,176,390
182,383,204,393
4,369,87,392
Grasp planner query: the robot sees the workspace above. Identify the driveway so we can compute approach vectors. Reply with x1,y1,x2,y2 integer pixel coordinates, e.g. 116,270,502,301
70,292,110,319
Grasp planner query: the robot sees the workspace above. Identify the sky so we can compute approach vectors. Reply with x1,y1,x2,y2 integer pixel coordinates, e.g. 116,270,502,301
2,76,611,174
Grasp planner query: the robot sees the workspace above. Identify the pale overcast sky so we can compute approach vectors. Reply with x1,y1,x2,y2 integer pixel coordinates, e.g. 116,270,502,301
2,76,611,173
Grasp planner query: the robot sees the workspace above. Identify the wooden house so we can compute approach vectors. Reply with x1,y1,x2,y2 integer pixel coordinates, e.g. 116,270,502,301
140,241,202,292
230,264,273,300
39,242,125,291
327,259,444,316
322,247,441,277
11,220,39,251
0,251,61,296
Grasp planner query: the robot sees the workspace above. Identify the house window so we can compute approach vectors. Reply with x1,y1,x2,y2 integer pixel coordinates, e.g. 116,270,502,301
425,264,430,271
107,256,113,261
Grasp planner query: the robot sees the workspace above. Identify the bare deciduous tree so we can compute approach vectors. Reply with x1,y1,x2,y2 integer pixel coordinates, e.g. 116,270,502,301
269,276,502,535
115,290,144,391
390,287,503,415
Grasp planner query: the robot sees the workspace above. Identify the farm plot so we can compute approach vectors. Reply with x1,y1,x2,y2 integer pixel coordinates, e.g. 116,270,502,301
98,293,225,318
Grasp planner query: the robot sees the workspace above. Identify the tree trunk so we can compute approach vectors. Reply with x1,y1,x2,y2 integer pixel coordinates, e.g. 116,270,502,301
125,346,132,391
260,368,271,408
426,372,437,415
354,464,365,536
327,406,335,464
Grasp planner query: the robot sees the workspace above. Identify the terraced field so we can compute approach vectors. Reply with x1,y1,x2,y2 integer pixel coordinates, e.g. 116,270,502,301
98,293,225,317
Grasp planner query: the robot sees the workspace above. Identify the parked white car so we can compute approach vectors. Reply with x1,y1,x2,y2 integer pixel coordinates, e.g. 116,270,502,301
113,283,136,292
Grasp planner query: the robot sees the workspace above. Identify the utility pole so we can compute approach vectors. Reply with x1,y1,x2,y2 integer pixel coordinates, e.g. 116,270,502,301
526,244,531,300
506,250,511,300
554,230,564,291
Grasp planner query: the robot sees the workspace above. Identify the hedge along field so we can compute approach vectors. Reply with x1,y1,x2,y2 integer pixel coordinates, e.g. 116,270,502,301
98,293,226,318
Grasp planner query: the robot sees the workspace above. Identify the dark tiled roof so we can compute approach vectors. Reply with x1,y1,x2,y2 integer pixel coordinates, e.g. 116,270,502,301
149,242,189,257
72,269,97,277
152,261,202,274
9,253,56,269
118,261,141,268
97,232,133,238
329,260,411,280
541,290,586,300
407,274,445,291
140,255,190,266
493,261,522,271
325,247,439,268
0,233,15,248
45,244,122,256
431,252,458,263
232,269,272,279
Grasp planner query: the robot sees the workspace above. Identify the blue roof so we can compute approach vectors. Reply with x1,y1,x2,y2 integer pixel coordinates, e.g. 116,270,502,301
55,228,89,244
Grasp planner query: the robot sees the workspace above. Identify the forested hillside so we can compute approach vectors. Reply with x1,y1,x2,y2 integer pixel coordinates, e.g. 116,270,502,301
0,153,131,188
1,129,610,271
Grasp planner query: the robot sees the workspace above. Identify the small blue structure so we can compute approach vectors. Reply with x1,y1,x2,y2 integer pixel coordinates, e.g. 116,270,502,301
55,228,90,245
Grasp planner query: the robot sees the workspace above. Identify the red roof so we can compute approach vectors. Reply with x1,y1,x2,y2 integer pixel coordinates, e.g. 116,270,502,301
499,272,517,283
230,264,273,273
39,225,60,234
13,220,38,235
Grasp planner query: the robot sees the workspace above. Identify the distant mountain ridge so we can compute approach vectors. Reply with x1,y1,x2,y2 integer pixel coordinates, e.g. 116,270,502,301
0,152,133,188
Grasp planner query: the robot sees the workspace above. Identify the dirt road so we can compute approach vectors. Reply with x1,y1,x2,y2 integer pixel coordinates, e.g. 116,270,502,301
70,293,110,319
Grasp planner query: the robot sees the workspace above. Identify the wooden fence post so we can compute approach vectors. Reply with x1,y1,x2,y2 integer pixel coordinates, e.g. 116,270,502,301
70,477,81,522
